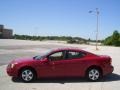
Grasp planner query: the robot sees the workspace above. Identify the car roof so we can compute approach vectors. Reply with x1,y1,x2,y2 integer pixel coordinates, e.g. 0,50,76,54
52,48,84,52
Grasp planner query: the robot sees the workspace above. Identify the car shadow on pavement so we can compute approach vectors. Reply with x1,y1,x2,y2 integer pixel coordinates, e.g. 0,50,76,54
101,73,120,82
12,73,120,84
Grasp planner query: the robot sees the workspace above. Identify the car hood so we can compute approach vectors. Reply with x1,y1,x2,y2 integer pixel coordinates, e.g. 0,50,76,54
11,57,34,64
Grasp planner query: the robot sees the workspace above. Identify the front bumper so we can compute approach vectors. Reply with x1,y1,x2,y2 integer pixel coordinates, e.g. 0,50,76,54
6,65,18,77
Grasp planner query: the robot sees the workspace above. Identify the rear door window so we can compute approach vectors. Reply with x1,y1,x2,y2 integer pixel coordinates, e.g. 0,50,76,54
67,51,86,59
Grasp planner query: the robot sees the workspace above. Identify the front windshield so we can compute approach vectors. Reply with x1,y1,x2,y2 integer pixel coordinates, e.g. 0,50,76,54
33,55,41,60
33,49,52,60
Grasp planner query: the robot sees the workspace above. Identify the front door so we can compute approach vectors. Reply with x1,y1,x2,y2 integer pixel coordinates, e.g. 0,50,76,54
38,50,67,78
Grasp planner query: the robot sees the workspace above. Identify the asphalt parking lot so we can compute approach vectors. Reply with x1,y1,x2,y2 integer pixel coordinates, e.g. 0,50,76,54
0,39,120,90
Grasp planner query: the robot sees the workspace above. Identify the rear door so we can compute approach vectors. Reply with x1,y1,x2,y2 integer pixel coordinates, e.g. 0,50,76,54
64,50,87,76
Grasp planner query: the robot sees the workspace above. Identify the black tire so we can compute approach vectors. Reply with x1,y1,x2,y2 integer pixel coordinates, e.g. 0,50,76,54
20,68,36,82
86,68,102,81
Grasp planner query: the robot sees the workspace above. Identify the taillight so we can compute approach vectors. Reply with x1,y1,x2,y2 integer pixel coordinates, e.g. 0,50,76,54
106,57,112,65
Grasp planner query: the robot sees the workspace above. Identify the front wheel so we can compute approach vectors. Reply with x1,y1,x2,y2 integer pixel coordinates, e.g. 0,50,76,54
86,68,102,81
20,69,36,82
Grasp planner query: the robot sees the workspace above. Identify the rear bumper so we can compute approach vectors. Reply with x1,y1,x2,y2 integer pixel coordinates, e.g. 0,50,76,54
103,65,114,76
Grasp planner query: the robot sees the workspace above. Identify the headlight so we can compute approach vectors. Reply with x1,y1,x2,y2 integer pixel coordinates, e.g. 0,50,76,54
11,63,18,68
11,64,15,68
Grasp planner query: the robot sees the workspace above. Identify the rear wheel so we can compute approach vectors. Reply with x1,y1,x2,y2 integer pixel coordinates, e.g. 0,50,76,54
20,68,36,82
86,68,102,81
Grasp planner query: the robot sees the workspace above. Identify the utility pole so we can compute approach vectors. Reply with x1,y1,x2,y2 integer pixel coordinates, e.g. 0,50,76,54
89,8,99,50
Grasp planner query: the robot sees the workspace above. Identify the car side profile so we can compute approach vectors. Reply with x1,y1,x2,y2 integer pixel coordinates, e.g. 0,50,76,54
7,48,114,82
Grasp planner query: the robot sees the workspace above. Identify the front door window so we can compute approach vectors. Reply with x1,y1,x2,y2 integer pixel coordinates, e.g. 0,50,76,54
49,51,64,61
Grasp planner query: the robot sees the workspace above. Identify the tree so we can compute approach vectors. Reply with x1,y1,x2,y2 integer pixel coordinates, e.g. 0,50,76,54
13,34,87,44
112,30,120,46
104,36,112,45
104,30,120,46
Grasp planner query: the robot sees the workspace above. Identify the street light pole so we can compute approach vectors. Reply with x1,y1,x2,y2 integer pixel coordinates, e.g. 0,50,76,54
96,8,99,50
89,8,99,50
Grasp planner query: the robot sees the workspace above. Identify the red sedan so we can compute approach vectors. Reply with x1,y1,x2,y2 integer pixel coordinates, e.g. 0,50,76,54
7,48,113,82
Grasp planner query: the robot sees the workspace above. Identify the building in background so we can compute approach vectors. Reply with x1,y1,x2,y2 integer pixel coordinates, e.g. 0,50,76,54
0,25,13,39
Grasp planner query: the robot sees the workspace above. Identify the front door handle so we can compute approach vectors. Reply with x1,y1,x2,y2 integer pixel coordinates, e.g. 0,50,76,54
50,62,55,69
52,62,55,65
49,62,55,65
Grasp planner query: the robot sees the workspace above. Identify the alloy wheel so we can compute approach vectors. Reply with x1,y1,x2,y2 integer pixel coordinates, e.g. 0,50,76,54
88,68,100,81
21,69,34,82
